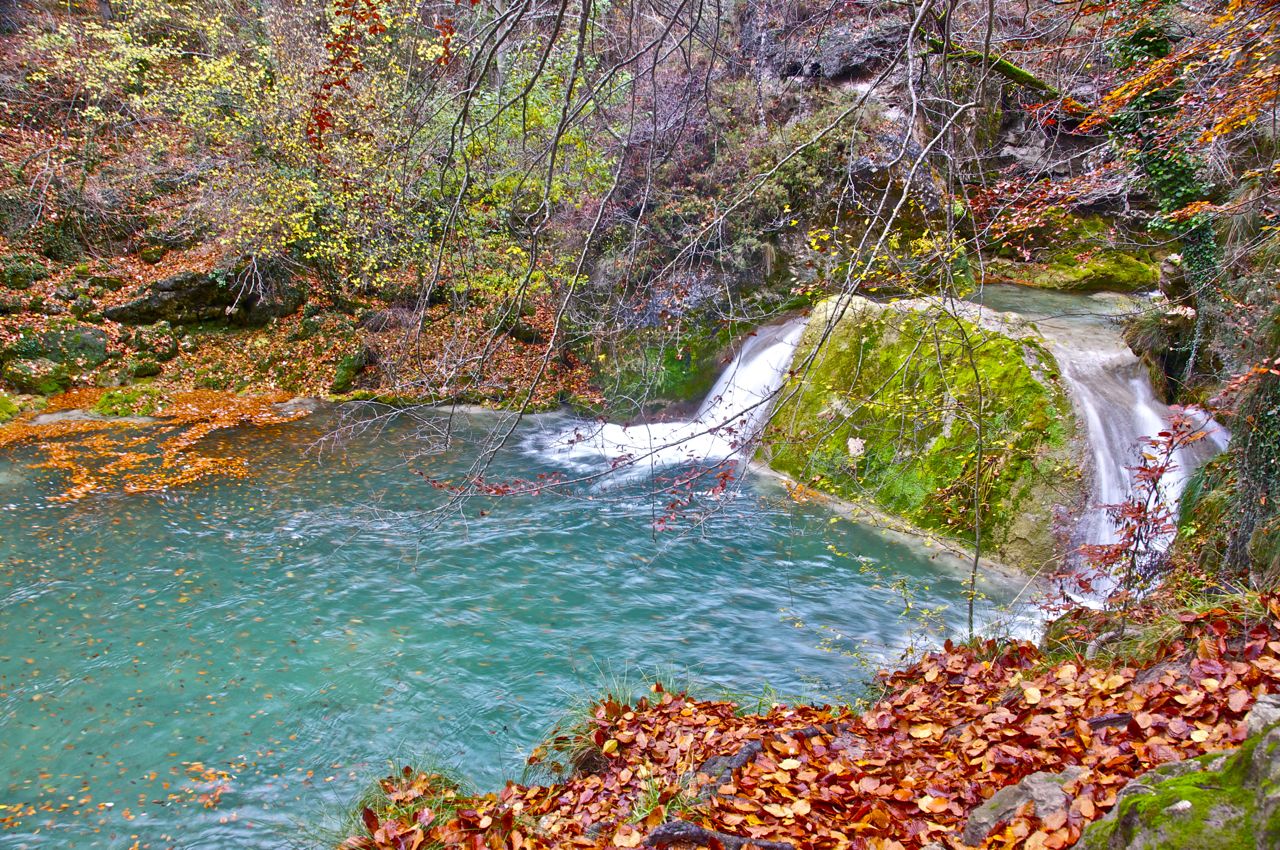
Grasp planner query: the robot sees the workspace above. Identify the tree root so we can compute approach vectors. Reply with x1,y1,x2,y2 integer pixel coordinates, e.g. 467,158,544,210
643,819,795,850
694,722,853,789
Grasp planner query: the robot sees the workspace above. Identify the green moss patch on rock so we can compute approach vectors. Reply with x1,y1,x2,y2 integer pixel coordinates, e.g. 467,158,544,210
986,210,1162,294
0,391,19,424
1081,716,1280,850
92,385,165,417
765,295,1078,568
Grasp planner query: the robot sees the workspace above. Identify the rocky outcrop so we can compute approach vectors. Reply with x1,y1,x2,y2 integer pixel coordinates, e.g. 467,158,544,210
1081,696,1280,850
765,296,1079,569
104,268,304,326
984,211,1162,294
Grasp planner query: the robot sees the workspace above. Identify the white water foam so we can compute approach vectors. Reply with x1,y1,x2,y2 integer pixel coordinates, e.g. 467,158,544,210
530,318,808,476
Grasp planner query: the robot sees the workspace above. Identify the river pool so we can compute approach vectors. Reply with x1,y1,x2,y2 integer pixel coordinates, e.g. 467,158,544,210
0,407,1023,848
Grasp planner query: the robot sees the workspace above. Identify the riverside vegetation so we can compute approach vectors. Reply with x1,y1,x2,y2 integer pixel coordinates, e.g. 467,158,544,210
0,0,1279,848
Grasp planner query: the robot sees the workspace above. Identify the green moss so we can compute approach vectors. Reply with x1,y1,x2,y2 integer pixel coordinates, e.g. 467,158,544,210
988,210,1162,293
1081,740,1259,850
601,323,738,417
0,391,18,424
766,297,1075,563
330,349,368,394
93,385,164,417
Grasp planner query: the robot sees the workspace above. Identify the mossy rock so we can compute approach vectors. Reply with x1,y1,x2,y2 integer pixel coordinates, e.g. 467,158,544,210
1,254,50,290
86,274,127,292
3,325,109,368
93,385,164,417
987,210,1162,294
766,296,1077,567
139,245,168,264
1080,727,1280,850
130,359,162,378
0,391,18,424
1,357,71,395
330,349,369,394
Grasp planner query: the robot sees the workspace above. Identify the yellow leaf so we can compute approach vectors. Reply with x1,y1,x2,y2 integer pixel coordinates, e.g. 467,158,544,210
778,759,801,770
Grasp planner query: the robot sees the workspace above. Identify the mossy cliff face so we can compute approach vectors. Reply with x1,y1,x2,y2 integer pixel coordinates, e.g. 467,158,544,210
986,210,1162,293
764,296,1079,569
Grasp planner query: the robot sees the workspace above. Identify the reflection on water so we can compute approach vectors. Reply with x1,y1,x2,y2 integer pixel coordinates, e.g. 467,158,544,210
0,408,1019,848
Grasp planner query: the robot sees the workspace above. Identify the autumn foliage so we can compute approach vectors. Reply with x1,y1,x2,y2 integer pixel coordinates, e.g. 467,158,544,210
339,599,1280,850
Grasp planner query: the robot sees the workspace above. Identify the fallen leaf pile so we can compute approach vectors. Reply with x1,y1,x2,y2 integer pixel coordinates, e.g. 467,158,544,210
341,598,1280,850
0,388,310,500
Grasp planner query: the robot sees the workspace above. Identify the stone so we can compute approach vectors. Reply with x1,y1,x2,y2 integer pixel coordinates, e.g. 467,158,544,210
130,359,162,378
139,245,168,264
132,322,179,362
4,325,109,369
0,391,18,424
961,766,1085,846
1246,693,1280,737
86,274,127,292
1,357,70,395
1081,725,1280,850
103,269,304,327
1,254,49,290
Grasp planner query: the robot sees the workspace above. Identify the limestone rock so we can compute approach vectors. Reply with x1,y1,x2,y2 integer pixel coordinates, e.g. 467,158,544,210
1246,693,1280,737
961,766,1084,846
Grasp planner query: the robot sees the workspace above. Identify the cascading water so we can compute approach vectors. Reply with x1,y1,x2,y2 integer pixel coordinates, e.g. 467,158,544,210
972,286,1229,551
532,317,808,474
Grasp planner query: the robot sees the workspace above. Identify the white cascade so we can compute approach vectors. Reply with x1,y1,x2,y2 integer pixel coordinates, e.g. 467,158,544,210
535,318,807,474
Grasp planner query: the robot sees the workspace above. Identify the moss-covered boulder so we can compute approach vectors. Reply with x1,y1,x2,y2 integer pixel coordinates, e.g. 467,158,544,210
3,325,109,369
1,357,71,395
764,296,1078,568
1081,717,1280,850
986,210,1161,293
1,254,50,290
0,324,110,396
93,386,164,417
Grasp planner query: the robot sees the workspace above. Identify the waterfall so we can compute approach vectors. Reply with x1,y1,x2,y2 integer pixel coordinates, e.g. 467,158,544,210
533,317,808,474
1052,345,1227,547
972,286,1229,551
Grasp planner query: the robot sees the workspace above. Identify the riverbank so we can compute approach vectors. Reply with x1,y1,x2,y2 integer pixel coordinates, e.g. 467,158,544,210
337,591,1280,850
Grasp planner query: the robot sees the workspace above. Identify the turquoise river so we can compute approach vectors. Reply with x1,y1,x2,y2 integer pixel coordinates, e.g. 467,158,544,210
0,408,1025,849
